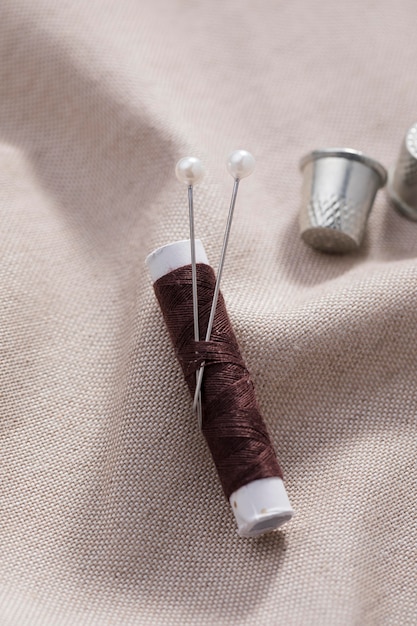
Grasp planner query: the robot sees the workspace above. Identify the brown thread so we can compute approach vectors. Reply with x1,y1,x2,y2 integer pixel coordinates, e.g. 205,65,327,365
153,263,283,499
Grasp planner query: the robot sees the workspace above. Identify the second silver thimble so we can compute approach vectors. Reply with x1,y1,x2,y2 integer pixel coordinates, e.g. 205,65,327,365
388,122,417,221
299,149,387,253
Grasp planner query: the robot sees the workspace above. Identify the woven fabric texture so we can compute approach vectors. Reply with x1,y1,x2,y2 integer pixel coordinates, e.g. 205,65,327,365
1,1,417,624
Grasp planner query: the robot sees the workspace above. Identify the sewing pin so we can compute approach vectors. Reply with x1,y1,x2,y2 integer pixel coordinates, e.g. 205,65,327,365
175,156,205,425
193,150,255,414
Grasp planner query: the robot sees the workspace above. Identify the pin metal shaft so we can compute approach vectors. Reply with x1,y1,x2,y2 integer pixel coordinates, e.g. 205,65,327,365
188,185,203,426
193,178,240,413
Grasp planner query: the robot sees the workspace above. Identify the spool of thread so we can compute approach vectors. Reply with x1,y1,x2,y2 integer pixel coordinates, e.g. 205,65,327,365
146,239,293,537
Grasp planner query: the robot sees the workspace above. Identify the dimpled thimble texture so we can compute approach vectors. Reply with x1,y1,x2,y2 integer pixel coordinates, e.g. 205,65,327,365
388,122,417,220
299,149,387,253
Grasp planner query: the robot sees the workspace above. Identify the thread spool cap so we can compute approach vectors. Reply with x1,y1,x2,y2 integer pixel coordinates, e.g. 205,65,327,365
146,239,209,282
146,240,294,537
299,148,387,253
230,477,293,537
387,122,417,220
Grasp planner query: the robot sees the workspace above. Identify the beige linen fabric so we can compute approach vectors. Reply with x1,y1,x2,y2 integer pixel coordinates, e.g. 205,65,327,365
1,1,417,624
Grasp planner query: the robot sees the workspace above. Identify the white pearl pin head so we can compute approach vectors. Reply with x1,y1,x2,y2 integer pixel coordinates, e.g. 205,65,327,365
175,156,205,186
226,150,256,179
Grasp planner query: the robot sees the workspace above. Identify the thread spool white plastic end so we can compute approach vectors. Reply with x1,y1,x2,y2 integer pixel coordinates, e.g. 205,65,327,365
146,240,294,537
230,477,294,537
146,239,208,282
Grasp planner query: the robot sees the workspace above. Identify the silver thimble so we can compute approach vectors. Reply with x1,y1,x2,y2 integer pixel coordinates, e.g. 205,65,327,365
388,122,417,220
299,149,387,253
